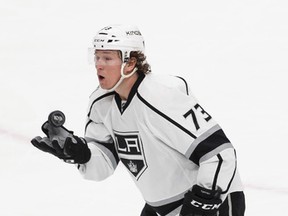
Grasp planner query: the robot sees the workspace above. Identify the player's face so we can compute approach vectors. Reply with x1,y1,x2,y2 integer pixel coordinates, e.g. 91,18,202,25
95,50,122,89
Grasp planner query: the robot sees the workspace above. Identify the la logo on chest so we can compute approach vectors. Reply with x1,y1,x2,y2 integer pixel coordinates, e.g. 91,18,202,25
114,130,148,180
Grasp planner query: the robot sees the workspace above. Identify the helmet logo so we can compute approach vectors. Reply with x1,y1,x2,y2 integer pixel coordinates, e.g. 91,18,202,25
103,26,112,31
126,31,142,36
94,39,104,43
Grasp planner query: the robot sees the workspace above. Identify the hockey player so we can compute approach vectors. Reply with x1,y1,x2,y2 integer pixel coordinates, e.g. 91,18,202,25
31,24,245,216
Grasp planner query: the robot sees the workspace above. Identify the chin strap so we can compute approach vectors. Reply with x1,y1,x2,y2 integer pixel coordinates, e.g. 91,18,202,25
106,63,138,92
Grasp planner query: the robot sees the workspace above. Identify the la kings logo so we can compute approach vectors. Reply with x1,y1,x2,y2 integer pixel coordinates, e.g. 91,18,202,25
114,131,147,180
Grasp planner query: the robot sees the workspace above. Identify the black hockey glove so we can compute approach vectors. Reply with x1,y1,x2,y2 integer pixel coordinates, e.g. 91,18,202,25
62,136,91,164
31,121,91,164
31,121,72,159
179,185,222,216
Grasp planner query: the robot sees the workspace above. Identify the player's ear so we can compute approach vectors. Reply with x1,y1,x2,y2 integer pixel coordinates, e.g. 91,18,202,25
126,57,137,71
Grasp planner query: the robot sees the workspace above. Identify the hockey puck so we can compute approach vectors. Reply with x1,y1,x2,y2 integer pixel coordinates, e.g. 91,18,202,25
48,110,66,127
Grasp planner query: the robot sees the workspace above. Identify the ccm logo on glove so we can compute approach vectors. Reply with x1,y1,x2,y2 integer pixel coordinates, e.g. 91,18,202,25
190,200,221,210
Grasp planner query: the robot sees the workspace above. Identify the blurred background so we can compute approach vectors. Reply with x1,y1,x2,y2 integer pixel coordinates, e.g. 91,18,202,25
1,0,287,215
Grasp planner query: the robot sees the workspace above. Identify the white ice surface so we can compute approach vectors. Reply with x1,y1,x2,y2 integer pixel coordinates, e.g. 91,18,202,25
1,1,288,215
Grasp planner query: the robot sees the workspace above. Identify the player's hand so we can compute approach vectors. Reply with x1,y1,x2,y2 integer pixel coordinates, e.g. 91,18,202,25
31,120,73,159
31,120,91,164
179,185,222,216
31,136,68,159
31,134,91,164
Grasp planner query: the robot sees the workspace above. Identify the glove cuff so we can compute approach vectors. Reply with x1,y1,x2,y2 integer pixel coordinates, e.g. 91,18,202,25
63,136,91,164
192,185,222,200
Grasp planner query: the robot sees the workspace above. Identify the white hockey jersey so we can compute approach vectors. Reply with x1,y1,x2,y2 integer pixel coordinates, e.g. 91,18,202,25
78,73,243,215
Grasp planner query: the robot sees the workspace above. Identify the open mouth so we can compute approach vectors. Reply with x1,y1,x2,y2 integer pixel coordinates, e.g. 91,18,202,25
98,75,105,81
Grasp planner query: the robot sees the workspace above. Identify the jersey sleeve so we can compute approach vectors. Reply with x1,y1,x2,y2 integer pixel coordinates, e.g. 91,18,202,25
137,75,237,198
197,148,237,201
78,88,120,181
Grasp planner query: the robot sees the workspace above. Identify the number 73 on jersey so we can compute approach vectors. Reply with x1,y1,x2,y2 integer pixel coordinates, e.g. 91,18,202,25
183,103,212,131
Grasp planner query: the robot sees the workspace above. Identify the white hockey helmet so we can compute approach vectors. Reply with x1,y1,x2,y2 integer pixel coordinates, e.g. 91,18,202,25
92,24,145,63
